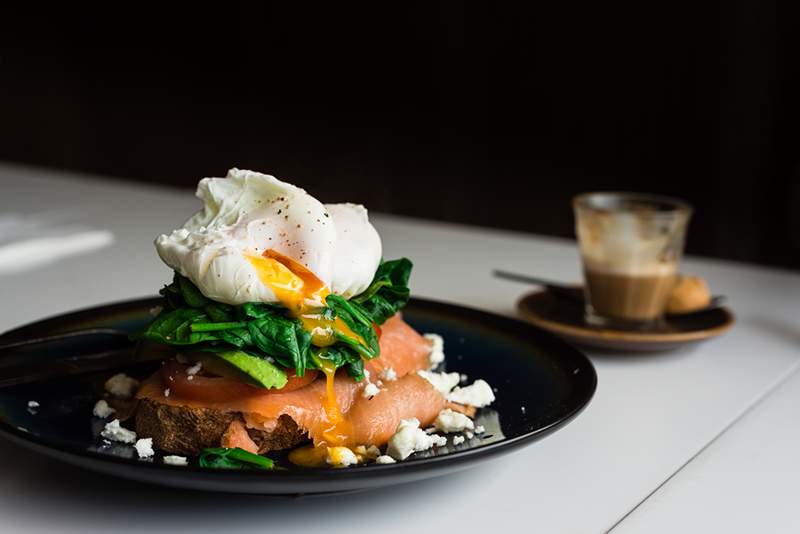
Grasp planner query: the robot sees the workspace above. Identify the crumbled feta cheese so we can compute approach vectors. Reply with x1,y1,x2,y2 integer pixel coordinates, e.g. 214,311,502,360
453,435,465,445
327,446,358,467
134,438,154,459
101,419,137,444
466,431,474,439
187,375,194,381
474,425,485,434
375,455,396,464
380,367,397,381
521,406,526,414
434,408,474,433
386,418,448,460
417,370,460,396
362,382,381,399
424,333,445,366
93,399,116,418
186,362,202,375
163,455,188,466
27,400,40,409
164,388,171,397
104,373,139,399
460,373,468,382
447,379,495,408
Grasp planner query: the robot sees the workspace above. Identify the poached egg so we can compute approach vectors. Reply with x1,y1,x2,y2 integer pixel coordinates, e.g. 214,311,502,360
155,169,382,315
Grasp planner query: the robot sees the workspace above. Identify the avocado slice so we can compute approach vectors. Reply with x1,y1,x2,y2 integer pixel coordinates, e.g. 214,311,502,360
210,350,288,389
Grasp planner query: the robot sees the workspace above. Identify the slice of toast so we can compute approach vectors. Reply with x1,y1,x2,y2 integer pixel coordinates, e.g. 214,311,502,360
134,399,307,455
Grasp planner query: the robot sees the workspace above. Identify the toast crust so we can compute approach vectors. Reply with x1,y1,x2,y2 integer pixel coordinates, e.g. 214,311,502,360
135,399,306,455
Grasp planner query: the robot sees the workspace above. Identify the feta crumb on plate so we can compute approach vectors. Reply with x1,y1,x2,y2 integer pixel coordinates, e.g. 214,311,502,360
101,419,137,444
163,455,188,466
327,446,359,467
375,455,396,464
423,333,445,366
386,418,448,460
417,370,460,396
27,400,39,409
447,379,495,408
453,435,465,445
434,408,474,433
104,373,139,399
380,367,397,381
93,399,116,418
474,425,485,434
134,438,154,459
362,382,381,399
164,388,171,397
186,362,202,375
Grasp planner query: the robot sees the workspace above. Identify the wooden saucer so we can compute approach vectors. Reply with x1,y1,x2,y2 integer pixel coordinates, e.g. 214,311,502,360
517,289,735,351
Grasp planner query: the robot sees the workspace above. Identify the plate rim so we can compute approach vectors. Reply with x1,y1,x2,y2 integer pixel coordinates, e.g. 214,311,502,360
0,296,597,490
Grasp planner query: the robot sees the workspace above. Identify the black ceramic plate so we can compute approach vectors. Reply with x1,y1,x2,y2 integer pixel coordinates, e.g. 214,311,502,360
0,297,596,495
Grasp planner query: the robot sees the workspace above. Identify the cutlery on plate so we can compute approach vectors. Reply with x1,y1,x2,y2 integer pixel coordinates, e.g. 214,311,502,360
0,330,169,388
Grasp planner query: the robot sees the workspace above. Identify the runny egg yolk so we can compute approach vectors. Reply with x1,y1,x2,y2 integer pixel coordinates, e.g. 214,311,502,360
248,249,365,464
247,250,366,346
287,360,357,468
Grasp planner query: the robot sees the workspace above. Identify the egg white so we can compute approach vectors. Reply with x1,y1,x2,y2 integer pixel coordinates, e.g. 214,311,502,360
155,169,382,305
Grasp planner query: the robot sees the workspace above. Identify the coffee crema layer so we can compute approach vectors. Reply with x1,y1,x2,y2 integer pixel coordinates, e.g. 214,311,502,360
584,268,678,322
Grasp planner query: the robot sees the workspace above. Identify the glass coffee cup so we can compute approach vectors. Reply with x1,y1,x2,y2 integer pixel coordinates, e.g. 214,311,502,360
573,192,692,329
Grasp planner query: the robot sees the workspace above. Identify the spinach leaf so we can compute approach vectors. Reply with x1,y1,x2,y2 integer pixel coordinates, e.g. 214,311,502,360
325,294,380,359
347,359,365,381
139,308,219,345
140,258,413,381
199,447,274,470
246,315,314,375
204,302,234,322
310,345,366,381
352,258,412,325
178,274,209,307
217,327,253,348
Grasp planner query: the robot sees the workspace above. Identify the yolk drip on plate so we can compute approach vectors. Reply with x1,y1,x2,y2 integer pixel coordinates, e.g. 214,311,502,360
248,249,367,466
288,360,358,468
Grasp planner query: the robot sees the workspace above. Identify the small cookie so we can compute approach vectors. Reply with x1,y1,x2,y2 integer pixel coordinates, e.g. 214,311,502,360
667,276,711,313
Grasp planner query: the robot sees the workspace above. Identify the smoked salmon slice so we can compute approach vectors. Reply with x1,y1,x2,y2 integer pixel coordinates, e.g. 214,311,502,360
221,419,259,454
137,314,442,447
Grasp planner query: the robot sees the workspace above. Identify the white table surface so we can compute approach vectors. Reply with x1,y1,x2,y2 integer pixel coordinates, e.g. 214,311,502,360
1,162,799,533
616,356,800,534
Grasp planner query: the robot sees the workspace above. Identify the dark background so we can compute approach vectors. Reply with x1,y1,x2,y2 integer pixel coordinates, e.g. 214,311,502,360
1,4,798,269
